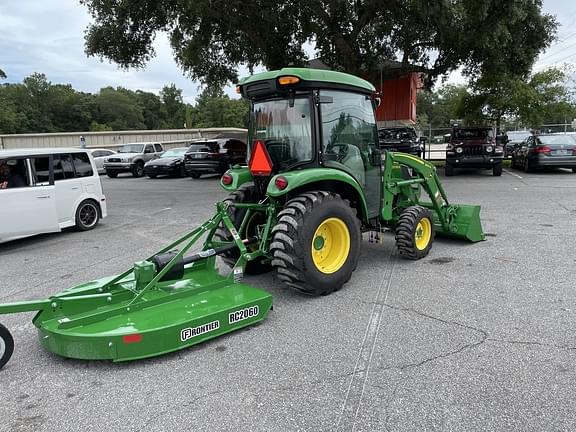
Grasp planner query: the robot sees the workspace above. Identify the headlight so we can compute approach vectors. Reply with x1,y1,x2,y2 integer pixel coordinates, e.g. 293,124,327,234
485,146,493,153
456,147,463,154
122,157,132,163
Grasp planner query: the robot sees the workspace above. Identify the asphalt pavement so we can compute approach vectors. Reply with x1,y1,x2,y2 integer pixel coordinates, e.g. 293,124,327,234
1,167,576,432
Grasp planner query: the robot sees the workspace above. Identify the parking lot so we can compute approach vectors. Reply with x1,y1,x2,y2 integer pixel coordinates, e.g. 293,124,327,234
1,167,576,432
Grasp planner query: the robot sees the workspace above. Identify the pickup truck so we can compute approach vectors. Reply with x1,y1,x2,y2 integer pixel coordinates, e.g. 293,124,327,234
103,142,164,178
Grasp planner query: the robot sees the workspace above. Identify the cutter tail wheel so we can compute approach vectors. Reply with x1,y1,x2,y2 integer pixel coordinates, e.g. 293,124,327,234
270,192,361,296
0,323,14,369
214,184,271,275
395,205,435,260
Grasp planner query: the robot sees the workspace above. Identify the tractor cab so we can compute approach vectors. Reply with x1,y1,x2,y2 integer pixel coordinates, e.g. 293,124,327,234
238,68,382,217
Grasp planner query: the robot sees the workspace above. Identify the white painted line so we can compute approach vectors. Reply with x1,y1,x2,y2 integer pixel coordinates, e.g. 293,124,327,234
503,169,523,179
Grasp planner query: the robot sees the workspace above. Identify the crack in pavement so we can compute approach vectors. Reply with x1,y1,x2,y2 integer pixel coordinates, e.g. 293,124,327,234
487,337,576,352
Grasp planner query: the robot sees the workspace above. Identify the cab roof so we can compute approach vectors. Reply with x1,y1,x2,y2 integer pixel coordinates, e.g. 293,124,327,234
237,68,375,95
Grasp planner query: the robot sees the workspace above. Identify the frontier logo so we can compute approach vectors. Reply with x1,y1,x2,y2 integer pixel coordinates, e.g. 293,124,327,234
180,320,220,342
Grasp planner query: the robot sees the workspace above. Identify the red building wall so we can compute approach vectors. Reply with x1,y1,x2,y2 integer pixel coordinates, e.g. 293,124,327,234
374,73,420,124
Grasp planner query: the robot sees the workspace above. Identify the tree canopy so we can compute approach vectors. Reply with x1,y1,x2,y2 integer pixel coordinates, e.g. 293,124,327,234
80,0,557,87
0,74,248,134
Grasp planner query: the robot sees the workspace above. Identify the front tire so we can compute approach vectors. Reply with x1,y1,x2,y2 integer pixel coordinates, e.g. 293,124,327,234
524,158,532,173
147,174,158,179
190,173,201,179
76,200,100,231
270,192,361,296
0,323,14,369
445,164,454,176
132,162,144,177
106,171,118,178
493,163,502,176
395,205,435,260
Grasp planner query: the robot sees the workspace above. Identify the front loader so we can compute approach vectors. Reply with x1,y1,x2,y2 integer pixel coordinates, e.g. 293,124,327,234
0,68,484,368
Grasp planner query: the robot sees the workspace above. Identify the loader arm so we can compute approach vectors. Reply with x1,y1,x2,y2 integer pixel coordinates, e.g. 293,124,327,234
382,152,485,242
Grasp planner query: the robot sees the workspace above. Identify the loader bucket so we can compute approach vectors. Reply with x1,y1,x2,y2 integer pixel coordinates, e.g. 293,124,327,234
431,203,485,242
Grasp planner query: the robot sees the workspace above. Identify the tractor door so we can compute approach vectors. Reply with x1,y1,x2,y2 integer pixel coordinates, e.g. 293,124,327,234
319,90,381,218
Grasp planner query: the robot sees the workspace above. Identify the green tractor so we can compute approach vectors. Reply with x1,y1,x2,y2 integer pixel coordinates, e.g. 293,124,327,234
0,68,483,368
215,68,484,295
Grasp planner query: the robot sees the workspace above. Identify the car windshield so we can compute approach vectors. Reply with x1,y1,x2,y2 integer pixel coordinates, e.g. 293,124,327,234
117,144,144,153
454,129,493,139
162,148,188,157
379,128,414,140
538,135,576,145
250,97,313,168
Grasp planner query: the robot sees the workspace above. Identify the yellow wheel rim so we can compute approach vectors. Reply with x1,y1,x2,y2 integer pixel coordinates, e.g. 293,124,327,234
415,217,432,251
311,218,350,274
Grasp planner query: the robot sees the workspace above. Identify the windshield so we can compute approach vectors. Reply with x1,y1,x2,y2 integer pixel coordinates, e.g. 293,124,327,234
188,143,218,152
379,128,415,141
118,144,144,153
454,129,494,140
162,148,188,157
250,98,313,167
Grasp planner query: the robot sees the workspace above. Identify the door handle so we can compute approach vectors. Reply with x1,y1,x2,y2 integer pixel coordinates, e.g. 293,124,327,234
71,186,80,190
36,195,51,199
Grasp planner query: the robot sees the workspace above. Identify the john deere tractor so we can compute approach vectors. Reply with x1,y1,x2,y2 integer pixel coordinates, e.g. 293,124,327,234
0,68,484,368
215,68,484,296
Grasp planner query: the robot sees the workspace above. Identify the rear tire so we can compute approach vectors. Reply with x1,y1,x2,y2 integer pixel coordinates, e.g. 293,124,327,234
445,164,454,176
270,192,361,296
214,185,271,275
75,200,100,231
0,323,14,369
106,171,118,178
132,162,144,177
395,205,435,260
493,163,502,176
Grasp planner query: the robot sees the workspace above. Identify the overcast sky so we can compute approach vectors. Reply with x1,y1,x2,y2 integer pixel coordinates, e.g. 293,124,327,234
1,0,575,102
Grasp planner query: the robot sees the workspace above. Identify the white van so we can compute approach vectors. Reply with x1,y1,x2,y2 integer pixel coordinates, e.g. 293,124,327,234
0,148,107,244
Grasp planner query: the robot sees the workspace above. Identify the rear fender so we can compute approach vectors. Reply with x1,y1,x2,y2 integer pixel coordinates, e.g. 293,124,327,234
266,168,369,223
220,166,253,191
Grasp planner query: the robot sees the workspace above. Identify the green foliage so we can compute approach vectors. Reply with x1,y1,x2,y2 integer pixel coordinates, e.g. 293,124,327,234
0,74,248,134
81,0,556,88
417,85,469,127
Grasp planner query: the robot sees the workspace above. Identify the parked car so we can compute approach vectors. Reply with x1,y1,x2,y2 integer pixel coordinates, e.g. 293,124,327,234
89,148,116,174
503,131,531,158
103,142,164,178
445,126,504,176
511,134,576,173
144,147,189,178
0,148,107,243
378,126,424,157
184,139,247,179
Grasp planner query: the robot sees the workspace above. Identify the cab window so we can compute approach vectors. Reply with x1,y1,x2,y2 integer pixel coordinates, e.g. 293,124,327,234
154,144,163,152
145,144,154,154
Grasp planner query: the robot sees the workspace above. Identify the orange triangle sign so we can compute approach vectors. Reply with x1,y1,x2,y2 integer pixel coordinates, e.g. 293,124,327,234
249,140,274,176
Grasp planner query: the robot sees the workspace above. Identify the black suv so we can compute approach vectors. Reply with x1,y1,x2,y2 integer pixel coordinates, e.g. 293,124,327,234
184,139,247,179
445,127,503,176
378,127,423,157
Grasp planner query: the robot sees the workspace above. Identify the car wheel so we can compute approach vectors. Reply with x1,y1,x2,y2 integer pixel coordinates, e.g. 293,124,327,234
445,164,454,176
147,174,157,179
76,200,100,231
190,173,201,179
106,171,118,178
0,323,14,369
132,162,144,177
572,168,576,173
493,163,502,176
524,158,532,173
179,165,186,177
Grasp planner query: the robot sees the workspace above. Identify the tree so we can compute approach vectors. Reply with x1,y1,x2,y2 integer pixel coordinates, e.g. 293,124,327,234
193,87,249,128
160,84,185,129
81,0,557,87
417,84,469,127
93,87,146,130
